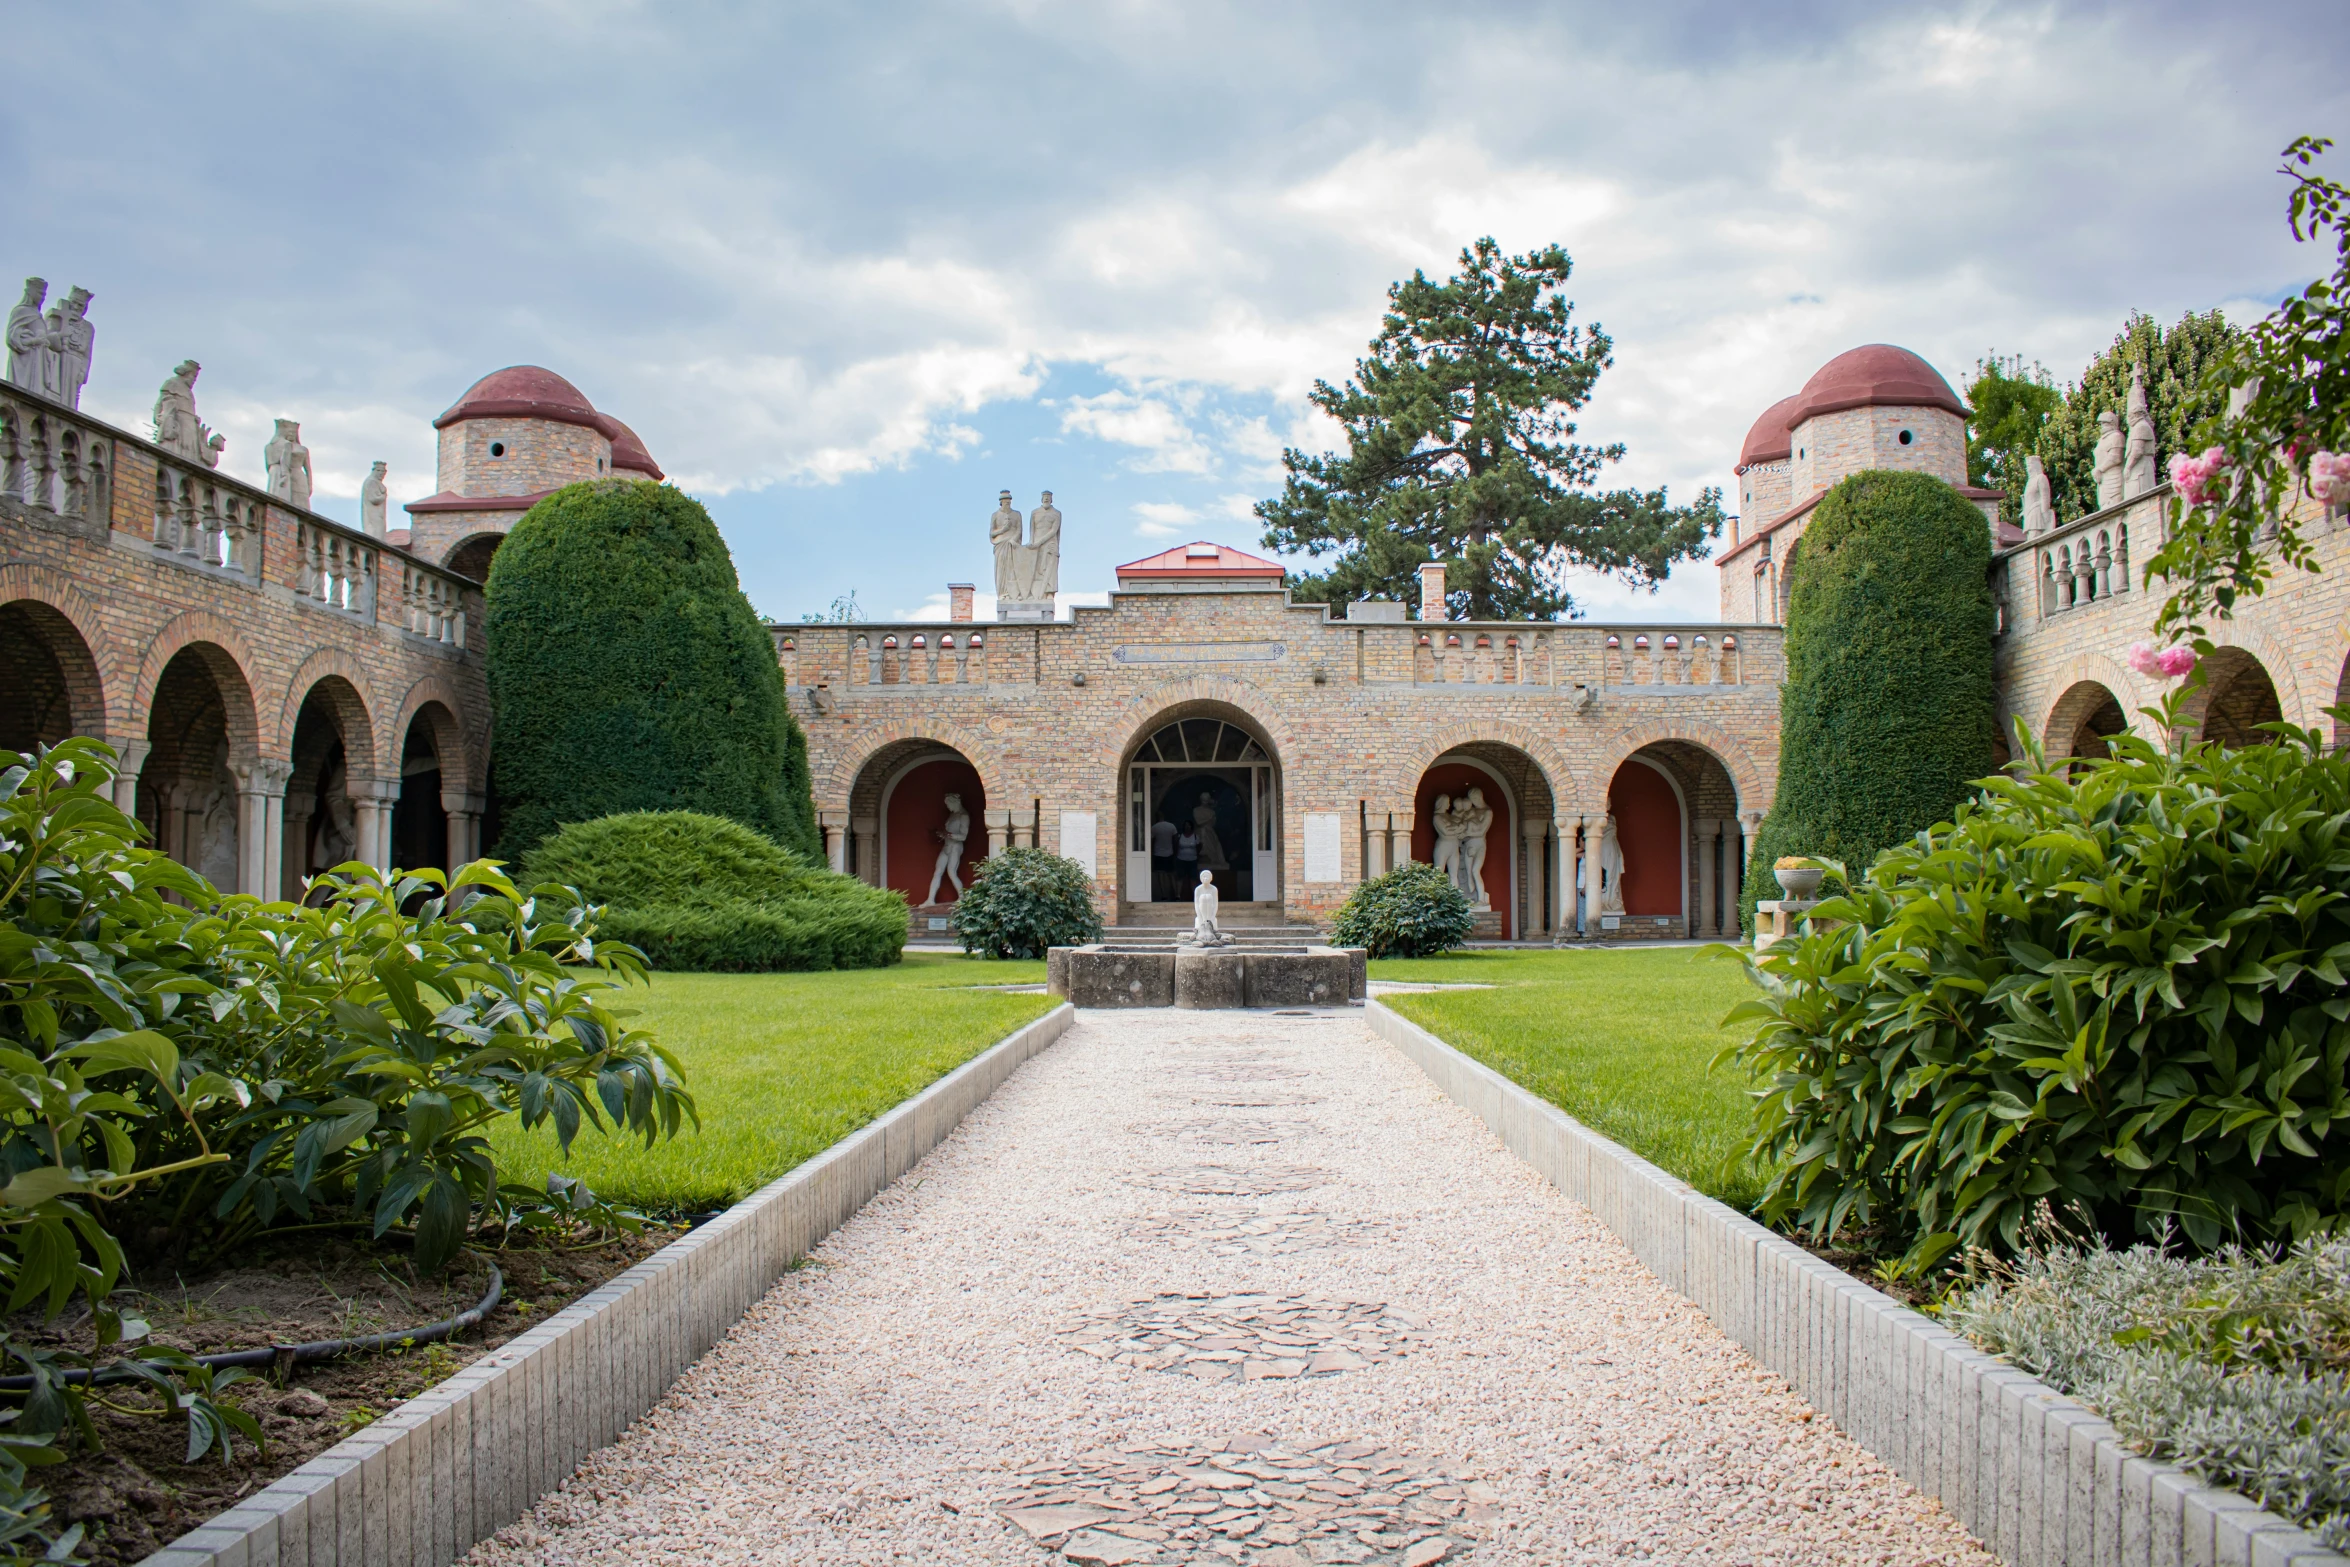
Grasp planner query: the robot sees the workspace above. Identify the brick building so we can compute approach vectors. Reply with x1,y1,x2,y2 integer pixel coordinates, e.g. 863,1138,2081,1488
8,339,2342,938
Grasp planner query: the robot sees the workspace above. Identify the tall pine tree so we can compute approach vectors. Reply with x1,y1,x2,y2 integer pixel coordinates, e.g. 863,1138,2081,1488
1257,238,1722,620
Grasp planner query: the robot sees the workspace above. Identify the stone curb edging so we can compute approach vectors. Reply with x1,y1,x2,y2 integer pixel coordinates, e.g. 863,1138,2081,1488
140,1001,1077,1567
1364,1000,2346,1567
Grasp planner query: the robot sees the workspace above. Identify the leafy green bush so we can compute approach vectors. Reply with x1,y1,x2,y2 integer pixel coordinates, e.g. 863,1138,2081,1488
524,811,905,972
1742,470,1997,933
1724,703,2350,1270
1941,1235,2350,1550
1331,862,1475,958
484,480,820,860
948,848,1102,959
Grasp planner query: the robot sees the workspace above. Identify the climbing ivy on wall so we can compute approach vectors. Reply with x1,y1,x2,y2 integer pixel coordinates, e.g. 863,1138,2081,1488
1741,471,1998,932
485,480,820,861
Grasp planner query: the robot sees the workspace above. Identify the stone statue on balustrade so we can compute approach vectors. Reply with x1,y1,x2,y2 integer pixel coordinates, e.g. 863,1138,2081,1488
1026,491,1062,597
155,360,224,469
990,490,1022,600
1184,868,1232,947
925,792,971,906
6,278,55,399
2022,454,2054,534
360,462,389,536
1451,786,1493,907
2093,409,2125,511
49,288,93,410
2122,365,2159,500
265,419,314,510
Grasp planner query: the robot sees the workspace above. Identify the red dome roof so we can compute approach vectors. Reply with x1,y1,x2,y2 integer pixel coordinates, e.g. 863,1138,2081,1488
434,366,604,431
1737,395,1803,471
607,418,664,481
1783,344,1967,427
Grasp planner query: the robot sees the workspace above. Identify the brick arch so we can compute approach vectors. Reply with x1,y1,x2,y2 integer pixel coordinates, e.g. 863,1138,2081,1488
2036,650,2153,758
127,610,263,762
821,719,1003,811
1585,717,1770,818
1111,674,1305,771
1383,719,1583,815
385,673,479,791
0,563,112,741
279,650,384,781
2198,624,2309,729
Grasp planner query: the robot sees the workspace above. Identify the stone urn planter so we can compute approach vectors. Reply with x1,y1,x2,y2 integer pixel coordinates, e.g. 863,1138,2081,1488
1774,862,1825,900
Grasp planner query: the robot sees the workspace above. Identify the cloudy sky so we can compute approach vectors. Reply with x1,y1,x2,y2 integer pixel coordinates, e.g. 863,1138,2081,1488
16,1,2345,622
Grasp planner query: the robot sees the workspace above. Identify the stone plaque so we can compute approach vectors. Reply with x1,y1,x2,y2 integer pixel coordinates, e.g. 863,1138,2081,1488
927,916,949,931
1058,810,1097,876
1302,812,1341,882
1111,641,1286,665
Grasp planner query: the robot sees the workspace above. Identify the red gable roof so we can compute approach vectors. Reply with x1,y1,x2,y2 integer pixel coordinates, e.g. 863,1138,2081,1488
1116,541,1286,580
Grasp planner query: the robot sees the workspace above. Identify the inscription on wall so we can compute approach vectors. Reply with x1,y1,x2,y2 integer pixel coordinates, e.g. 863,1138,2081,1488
1111,641,1286,665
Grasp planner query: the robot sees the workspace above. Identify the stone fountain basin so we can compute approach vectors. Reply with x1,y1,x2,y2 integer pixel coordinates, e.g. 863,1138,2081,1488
1048,944,1367,1010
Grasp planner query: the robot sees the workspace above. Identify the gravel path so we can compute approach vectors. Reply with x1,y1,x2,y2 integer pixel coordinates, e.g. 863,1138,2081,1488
467,1008,1990,1566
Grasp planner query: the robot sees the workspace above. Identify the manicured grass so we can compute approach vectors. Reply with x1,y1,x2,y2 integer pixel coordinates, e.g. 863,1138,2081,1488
487,953,1053,1212
1372,947,1768,1208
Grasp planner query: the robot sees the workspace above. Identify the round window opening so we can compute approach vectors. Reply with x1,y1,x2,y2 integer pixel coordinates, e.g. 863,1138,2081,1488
488,441,506,457
1899,429,1914,445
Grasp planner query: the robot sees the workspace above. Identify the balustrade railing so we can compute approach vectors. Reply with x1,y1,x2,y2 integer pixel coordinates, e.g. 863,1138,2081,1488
294,519,378,618
1396,623,1758,688
846,629,991,686
0,385,113,532
398,562,467,648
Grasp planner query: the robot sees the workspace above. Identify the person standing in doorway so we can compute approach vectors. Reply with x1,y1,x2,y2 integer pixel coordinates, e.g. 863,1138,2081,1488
1151,816,1179,900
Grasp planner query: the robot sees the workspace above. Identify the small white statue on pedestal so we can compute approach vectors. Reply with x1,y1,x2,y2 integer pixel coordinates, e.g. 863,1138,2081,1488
2122,366,2159,500
1185,868,1231,947
2093,410,2126,511
265,419,313,510
360,462,390,536
1599,814,1626,914
925,792,971,905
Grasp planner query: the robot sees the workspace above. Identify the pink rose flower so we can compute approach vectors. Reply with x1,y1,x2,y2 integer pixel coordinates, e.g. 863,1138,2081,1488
2128,642,2198,679
2312,451,2350,508
2167,447,2226,507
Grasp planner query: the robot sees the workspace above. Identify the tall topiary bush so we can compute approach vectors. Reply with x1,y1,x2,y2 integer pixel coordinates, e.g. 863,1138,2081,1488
485,480,819,860
524,811,904,971
1742,470,1997,932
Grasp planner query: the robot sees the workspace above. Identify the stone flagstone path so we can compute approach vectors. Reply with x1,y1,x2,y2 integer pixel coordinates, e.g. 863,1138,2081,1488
467,1008,1991,1566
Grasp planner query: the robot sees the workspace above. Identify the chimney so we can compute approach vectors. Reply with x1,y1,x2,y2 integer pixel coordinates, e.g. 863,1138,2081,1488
1418,561,1447,621
948,583,975,623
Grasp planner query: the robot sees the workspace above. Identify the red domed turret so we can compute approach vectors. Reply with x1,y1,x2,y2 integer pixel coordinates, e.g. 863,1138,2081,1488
607,418,664,481
1783,344,1967,427
1737,395,1802,471
434,366,604,431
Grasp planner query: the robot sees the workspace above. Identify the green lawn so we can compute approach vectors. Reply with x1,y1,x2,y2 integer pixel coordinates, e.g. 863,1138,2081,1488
488,953,1053,1211
1372,947,1769,1208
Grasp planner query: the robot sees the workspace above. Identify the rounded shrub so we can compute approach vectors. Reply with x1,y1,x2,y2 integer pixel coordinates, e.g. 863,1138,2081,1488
1724,709,2350,1268
1330,861,1474,959
524,810,904,971
485,480,820,861
1742,469,1997,932
948,847,1103,959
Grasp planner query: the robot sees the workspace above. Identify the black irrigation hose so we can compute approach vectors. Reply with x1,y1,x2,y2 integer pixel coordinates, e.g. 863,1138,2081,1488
0,1260,503,1390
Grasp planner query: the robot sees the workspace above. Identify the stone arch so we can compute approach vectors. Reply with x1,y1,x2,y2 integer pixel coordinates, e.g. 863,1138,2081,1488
127,610,262,760
1585,716,1770,819
279,651,383,780
822,719,1004,811
1110,675,1304,775
844,735,989,909
1408,739,1560,940
390,696,467,874
385,673,478,792
2025,651,2154,758
2043,678,2130,762
2190,645,2287,748
443,530,507,582
1387,718,1583,818
2201,623,2308,729
137,637,264,892
0,564,112,745
1120,698,1286,910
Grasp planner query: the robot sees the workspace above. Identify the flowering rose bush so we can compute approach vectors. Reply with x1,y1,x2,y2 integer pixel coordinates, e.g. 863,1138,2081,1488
2127,642,2200,679
2314,449,2350,509
2166,446,2227,506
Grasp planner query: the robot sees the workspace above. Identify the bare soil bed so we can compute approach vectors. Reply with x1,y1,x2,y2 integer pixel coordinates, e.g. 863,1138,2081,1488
11,1226,675,1567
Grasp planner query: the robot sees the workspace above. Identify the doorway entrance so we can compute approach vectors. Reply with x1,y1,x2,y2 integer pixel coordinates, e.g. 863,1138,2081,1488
1125,717,1277,903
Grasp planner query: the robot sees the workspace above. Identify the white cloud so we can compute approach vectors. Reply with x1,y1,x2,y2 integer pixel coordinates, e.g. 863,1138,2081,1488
1058,390,1218,474
1131,500,1196,539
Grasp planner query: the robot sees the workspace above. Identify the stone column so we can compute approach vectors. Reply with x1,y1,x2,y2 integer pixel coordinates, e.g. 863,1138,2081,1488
441,789,487,869
1011,807,1038,850
1552,816,1578,938
1582,813,1610,931
850,814,879,884
110,737,152,817
983,808,1012,858
1734,810,1763,929
818,809,849,874
1520,819,1549,938
282,794,315,900
1388,806,1415,866
349,777,400,872
255,761,292,900
1696,818,1721,939
1363,811,1388,878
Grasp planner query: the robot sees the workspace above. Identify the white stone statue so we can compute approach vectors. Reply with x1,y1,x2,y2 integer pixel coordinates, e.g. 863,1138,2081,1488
1598,814,1626,914
265,419,313,510
360,461,389,536
1428,795,1460,886
925,791,971,905
2093,409,2126,511
2022,453,2054,534
989,490,1023,601
6,278,55,399
1026,490,1063,599
314,762,357,872
196,749,239,890
1186,868,1231,947
2122,366,2158,500
50,287,92,409
1452,785,1493,906
155,360,223,468
2226,376,2262,424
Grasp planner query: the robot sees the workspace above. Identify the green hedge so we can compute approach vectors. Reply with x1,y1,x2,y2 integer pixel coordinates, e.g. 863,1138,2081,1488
524,811,904,972
1743,470,1997,931
1331,861,1475,958
484,480,819,861
949,847,1103,959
